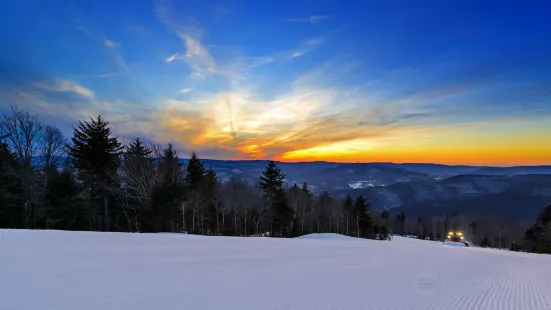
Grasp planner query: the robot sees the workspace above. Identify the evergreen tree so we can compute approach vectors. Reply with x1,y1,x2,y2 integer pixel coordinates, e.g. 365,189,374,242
161,143,184,182
380,210,390,239
259,161,285,197
184,151,209,233
259,161,293,237
184,151,206,189
149,143,185,232
0,140,25,228
381,210,389,222
43,169,87,231
66,115,123,231
523,205,551,253
270,188,294,237
353,195,373,238
125,138,152,159
394,212,406,235
300,181,311,197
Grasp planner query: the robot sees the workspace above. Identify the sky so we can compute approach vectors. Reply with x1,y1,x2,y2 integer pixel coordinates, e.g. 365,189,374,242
0,0,550,166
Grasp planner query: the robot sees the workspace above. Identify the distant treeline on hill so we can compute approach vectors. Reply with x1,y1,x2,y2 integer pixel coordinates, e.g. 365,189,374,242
1,105,550,254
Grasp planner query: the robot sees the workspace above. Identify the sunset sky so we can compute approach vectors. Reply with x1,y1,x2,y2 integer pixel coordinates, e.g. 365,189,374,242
1,0,550,166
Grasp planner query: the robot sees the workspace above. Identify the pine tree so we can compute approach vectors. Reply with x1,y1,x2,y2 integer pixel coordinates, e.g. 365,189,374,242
0,140,25,228
353,195,373,238
66,115,123,231
259,161,293,237
185,151,206,189
184,151,208,233
259,161,285,197
43,169,86,231
523,205,551,253
149,143,185,232
380,210,390,239
67,115,123,178
161,143,184,183
125,138,152,160
300,181,311,197
381,210,389,222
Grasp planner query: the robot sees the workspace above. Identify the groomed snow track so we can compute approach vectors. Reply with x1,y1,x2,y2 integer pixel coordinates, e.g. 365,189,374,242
1,230,551,310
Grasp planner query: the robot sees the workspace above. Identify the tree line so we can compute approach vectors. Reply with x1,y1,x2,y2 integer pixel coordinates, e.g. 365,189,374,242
0,106,549,253
0,106,387,239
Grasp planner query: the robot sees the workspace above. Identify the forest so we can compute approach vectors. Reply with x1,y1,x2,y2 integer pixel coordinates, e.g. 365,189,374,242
1,106,550,253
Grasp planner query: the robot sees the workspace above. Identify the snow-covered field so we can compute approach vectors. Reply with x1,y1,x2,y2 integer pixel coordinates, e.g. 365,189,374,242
2,230,551,310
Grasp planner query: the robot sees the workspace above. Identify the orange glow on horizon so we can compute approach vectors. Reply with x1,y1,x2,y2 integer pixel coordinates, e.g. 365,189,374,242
158,102,551,166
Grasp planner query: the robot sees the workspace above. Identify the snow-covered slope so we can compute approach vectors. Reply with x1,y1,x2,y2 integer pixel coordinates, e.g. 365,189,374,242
294,233,362,241
1,229,551,310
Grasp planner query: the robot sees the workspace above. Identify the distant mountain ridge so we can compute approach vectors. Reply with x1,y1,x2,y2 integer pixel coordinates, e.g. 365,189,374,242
41,157,551,220
192,160,551,221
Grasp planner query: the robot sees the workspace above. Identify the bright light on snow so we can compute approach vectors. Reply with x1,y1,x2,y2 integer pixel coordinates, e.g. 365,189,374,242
1,229,551,310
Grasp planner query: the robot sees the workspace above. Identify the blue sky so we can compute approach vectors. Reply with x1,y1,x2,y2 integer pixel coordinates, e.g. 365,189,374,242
1,0,550,165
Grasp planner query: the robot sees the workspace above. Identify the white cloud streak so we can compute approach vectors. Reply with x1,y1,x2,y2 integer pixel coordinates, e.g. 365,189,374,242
290,37,325,58
31,79,94,98
104,39,120,48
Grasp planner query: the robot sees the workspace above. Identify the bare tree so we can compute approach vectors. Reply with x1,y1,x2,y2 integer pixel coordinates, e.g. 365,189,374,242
249,185,267,236
219,176,246,235
40,125,66,170
0,106,46,228
0,106,44,170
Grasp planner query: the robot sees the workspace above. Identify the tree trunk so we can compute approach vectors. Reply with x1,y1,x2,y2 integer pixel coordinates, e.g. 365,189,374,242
356,217,360,238
182,202,186,233
216,211,220,235
103,194,110,231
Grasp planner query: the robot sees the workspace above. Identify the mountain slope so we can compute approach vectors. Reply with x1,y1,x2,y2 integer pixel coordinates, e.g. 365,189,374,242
336,174,551,220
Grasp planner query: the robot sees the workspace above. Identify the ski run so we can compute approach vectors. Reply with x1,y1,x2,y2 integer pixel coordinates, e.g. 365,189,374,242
2,229,551,310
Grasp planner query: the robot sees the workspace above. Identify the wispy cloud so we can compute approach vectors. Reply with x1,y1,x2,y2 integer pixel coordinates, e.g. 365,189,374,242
286,15,332,24
290,38,325,58
72,17,130,78
0,78,155,138
104,39,120,48
165,53,182,63
75,72,123,79
31,79,94,98
179,88,193,94
176,31,217,76
155,1,218,80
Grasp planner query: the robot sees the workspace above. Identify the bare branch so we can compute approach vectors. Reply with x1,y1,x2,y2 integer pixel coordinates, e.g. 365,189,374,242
0,105,44,170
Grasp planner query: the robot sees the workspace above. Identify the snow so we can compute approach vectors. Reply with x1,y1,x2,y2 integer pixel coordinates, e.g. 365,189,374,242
294,233,362,241
2,229,551,310
348,181,376,189
442,241,468,247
